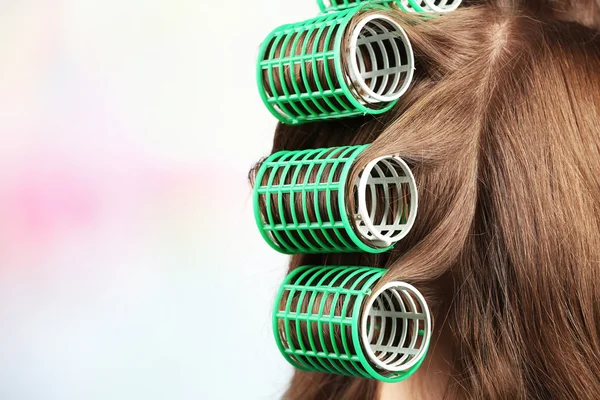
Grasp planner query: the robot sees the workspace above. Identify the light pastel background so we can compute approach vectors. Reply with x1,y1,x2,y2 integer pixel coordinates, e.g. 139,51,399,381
0,1,319,399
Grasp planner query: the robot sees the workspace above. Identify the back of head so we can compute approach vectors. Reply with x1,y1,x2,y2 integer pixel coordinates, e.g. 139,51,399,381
253,3,600,399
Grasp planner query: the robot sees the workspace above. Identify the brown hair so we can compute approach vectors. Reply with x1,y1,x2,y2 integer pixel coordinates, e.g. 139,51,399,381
252,4,600,399
464,0,600,28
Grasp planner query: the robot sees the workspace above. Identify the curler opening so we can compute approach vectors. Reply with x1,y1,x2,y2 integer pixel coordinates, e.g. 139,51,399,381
354,155,418,248
361,282,431,372
348,14,414,104
400,0,462,13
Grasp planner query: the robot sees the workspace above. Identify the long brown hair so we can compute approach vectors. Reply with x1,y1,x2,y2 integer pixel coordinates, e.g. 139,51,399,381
252,3,600,399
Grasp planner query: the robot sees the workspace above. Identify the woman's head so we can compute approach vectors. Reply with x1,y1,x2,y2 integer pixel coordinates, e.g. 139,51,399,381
253,4,600,399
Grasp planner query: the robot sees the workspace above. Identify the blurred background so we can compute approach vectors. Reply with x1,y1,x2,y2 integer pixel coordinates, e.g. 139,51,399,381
0,1,321,398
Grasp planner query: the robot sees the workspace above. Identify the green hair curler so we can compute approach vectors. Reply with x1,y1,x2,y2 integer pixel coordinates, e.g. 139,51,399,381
256,7,414,124
317,0,462,13
273,265,432,382
317,0,395,13
396,0,462,13
253,145,418,254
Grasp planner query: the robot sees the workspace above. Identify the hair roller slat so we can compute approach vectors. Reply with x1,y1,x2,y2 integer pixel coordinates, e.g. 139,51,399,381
257,8,414,124
253,145,418,254
273,266,432,382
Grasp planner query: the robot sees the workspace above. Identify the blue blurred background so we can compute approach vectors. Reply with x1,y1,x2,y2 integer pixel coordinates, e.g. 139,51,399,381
0,1,321,398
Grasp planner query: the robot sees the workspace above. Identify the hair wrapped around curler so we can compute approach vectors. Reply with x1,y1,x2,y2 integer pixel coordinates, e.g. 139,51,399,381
317,0,462,13
256,7,414,124
253,145,418,254
273,265,432,382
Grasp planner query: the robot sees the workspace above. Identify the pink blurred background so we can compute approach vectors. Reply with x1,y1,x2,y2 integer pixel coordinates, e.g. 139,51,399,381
0,1,318,398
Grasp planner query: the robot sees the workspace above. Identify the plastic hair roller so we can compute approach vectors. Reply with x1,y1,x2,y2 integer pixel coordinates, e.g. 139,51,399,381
396,0,462,13
273,265,432,382
318,0,396,13
253,145,418,254
318,0,462,13
257,7,414,124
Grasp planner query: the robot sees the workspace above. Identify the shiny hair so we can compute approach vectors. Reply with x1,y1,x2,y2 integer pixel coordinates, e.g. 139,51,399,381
252,3,600,399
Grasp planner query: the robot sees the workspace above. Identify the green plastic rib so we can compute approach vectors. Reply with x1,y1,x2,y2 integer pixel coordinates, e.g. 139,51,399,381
256,7,401,125
272,266,428,382
253,144,390,254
